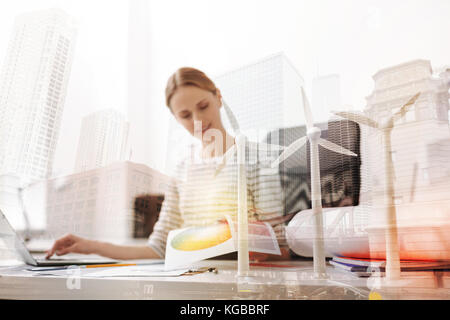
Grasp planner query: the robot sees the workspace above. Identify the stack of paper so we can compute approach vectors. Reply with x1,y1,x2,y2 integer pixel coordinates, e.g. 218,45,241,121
330,256,450,277
82,264,189,278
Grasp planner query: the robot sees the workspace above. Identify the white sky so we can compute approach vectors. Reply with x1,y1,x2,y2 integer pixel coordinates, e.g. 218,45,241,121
0,0,449,176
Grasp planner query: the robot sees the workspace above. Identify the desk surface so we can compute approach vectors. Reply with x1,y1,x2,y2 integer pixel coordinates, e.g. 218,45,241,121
0,259,449,300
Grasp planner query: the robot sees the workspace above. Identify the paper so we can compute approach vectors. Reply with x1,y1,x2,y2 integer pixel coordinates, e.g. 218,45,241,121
26,259,165,272
82,264,189,278
26,260,177,277
226,215,281,256
165,221,236,270
164,215,281,270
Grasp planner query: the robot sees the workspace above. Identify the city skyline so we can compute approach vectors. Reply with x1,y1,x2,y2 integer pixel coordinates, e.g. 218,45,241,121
1,1,448,176
0,2,449,232
0,3,449,302
0,5,448,172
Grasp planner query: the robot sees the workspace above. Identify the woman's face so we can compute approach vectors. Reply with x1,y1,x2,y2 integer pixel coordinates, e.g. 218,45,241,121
170,85,223,138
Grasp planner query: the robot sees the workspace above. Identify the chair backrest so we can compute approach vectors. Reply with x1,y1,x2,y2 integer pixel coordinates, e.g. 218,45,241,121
264,120,361,214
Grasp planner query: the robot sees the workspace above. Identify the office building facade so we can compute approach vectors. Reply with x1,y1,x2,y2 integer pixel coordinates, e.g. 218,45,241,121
363,60,450,260
74,109,130,173
46,161,169,241
214,52,304,137
364,60,450,209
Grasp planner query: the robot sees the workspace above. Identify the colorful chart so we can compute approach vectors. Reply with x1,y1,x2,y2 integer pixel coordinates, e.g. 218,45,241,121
170,222,232,251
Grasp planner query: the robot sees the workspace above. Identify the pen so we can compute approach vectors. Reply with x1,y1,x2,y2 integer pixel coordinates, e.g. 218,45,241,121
85,263,136,269
28,266,70,272
28,263,138,272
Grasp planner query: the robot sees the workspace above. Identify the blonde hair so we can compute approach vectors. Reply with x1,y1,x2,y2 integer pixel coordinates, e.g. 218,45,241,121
165,67,218,109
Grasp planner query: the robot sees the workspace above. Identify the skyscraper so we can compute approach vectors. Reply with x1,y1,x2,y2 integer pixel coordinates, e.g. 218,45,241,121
0,9,77,229
214,52,305,137
164,52,305,172
312,74,342,124
74,109,130,172
0,8,77,184
127,0,152,168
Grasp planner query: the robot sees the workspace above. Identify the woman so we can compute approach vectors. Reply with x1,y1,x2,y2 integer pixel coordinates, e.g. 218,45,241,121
46,67,291,261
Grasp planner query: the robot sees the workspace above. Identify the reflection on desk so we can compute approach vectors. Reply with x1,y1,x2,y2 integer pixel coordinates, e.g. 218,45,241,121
0,260,449,300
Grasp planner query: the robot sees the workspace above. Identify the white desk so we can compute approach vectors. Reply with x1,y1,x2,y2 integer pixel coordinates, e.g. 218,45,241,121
0,259,449,300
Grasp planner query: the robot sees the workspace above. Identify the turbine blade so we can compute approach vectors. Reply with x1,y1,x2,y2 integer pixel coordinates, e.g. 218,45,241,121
332,111,379,129
391,92,421,122
318,138,357,157
301,87,314,130
271,136,308,168
222,99,240,133
214,144,237,177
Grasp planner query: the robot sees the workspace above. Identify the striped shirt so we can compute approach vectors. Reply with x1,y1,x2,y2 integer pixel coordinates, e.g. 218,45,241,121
147,144,286,258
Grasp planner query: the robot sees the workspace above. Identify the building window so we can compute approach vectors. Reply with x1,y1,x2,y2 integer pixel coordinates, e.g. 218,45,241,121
422,168,429,182
79,179,88,188
90,177,99,186
393,196,403,205
87,199,96,208
390,151,397,163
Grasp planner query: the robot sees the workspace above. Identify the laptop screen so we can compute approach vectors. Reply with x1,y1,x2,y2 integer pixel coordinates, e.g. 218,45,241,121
0,209,37,265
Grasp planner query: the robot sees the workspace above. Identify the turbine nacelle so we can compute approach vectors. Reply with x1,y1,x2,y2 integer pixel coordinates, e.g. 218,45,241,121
307,127,322,141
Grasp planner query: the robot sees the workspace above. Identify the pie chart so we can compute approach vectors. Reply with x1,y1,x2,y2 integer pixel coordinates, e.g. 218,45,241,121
171,222,232,251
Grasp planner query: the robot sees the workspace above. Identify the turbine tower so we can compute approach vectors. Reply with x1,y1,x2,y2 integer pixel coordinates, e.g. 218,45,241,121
271,87,357,278
214,99,284,277
332,92,420,279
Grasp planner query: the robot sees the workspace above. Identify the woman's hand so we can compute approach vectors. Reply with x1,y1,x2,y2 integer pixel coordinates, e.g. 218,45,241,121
249,251,271,262
249,247,291,262
46,234,96,259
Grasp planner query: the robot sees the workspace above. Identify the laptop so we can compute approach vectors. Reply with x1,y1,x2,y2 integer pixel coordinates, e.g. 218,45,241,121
0,209,117,266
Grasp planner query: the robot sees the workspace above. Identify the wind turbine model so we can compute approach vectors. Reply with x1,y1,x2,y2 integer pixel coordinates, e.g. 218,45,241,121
271,87,358,278
332,92,420,280
214,99,284,277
